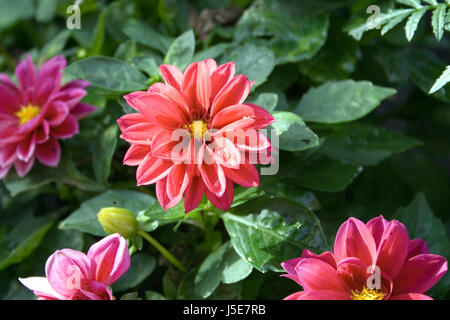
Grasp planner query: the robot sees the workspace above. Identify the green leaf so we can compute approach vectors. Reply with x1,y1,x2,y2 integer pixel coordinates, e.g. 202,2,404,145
292,155,363,192
0,0,34,30
393,193,450,297
222,197,328,272
92,125,118,185
40,30,72,61
247,92,278,112
0,212,58,270
3,155,104,197
347,9,414,40
270,112,319,152
163,29,195,70
223,44,275,87
432,4,447,41
123,19,172,54
381,11,411,35
193,43,231,62
131,57,160,77
35,0,57,23
429,65,450,94
145,291,167,300
319,123,422,166
294,80,397,123
396,0,422,8
405,8,427,41
65,56,147,93
59,190,155,236
87,9,106,56
235,0,329,64
113,253,156,292
194,241,253,298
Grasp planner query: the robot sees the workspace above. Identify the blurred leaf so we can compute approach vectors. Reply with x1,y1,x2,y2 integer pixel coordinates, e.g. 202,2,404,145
320,123,422,166
59,190,155,236
193,43,231,62
92,125,118,186
0,211,59,271
145,291,167,300
163,29,195,70
3,156,104,197
247,93,278,112
65,56,147,93
131,56,160,77
223,44,275,87
295,80,397,123
292,155,363,192
222,197,328,272
194,241,253,298
270,112,320,151
35,0,57,23
39,30,72,61
113,252,156,292
429,65,450,94
0,0,34,30
123,19,172,54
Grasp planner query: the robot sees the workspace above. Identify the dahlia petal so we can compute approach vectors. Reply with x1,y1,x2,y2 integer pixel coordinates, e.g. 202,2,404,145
44,101,69,127
0,164,12,179
184,175,205,213
195,61,212,114
210,62,235,100
0,143,17,167
19,277,65,300
33,77,53,105
121,123,162,145
281,257,302,285
393,253,448,295
211,104,258,129
295,258,343,292
167,163,189,200
389,293,433,300
70,103,96,119
35,138,61,167
123,144,150,166
336,257,368,293
151,129,180,159
160,64,184,92
14,156,35,177
61,79,90,90
156,178,183,210
15,54,36,91
333,217,377,267
210,75,252,118
209,136,241,169
77,279,113,300
117,112,148,132
136,154,173,185
234,130,271,152
0,83,21,113
296,290,350,300
300,250,337,269
366,215,389,248
87,234,130,287
243,103,276,130
45,249,90,297
33,120,50,144
223,163,259,188
16,134,35,162
407,239,430,259
205,178,234,211
37,55,66,81
128,93,187,128
199,155,226,197
375,220,410,279
52,88,87,109
283,291,307,300
51,115,79,139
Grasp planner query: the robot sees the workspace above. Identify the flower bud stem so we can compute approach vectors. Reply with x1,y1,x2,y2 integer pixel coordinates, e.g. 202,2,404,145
137,229,187,273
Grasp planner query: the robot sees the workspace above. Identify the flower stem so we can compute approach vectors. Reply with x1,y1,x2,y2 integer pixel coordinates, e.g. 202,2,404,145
137,229,187,273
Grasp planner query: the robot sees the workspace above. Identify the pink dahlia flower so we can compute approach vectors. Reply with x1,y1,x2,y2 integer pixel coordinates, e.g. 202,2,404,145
117,59,275,213
281,216,448,300
0,54,96,178
19,234,130,300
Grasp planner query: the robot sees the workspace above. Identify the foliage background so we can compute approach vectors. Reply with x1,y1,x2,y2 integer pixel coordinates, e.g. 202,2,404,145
0,0,449,300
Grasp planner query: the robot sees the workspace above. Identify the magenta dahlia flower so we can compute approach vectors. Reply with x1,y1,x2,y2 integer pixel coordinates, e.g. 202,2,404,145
0,54,96,178
19,234,130,300
117,59,275,213
281,216,448,300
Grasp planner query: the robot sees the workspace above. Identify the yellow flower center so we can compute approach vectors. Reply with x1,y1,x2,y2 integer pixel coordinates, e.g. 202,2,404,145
15,104,40,125
351,287,385,300
184,120,209,139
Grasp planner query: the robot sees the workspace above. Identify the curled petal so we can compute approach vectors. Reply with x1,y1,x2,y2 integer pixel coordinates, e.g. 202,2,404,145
295,258,343,292
35,138,60,167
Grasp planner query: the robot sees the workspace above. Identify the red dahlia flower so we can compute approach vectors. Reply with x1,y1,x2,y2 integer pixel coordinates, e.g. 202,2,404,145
281,216,448,300
118,59,275,213
0,54,96,178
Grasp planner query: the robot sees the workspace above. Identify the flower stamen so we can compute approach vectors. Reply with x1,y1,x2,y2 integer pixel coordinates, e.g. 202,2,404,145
15,104,40,125
351,287,385,300
184,120,209,139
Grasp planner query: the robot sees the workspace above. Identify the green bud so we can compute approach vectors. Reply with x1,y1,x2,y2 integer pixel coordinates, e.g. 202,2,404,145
97,207,139,238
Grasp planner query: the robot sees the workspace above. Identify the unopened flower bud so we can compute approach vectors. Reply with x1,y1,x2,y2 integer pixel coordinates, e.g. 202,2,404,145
97,207,139,238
